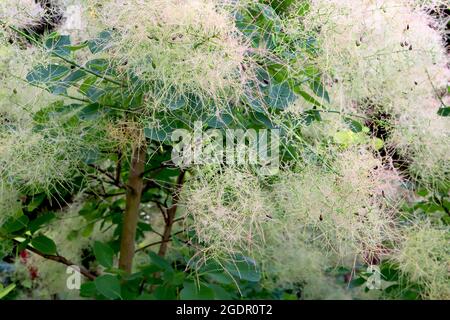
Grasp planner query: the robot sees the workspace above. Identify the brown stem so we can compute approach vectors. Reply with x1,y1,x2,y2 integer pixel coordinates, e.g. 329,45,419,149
12,240,96,280
158,170,186,257
118,143,147,273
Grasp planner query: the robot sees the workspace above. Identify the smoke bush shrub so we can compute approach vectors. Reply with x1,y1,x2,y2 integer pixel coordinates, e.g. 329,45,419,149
296,0,450,188
0,0,45,30
93,0,254,110
0,0,448,301
183,166,272,263
394,220,450,299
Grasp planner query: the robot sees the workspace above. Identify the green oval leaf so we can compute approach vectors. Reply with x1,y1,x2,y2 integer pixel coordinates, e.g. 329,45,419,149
85,59,111,74
80,282,97,298
225,258,261,282
26,65,70,86
31,235,57,255
93,241,114,268
29,212,55,234
344,117,363,133
88,30,113,54
144,127,172,142
437,106,450,117
148,251,173,272
310,80,330,104
1,215,29,234
45,34,71,57
293,86,323,107
266,81,296,110
27,194,46,212
180,282,215,300
94,274,121,300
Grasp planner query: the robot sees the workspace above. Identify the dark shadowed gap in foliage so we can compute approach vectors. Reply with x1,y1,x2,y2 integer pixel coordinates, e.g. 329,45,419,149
363,101,413,179
430,5,450,51
365,5,449,178
81,248,97,271
22,0,64,40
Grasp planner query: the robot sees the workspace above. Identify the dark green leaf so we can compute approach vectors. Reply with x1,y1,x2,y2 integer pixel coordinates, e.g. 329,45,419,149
1,215,29,234
310,80,330,103
79,77,106,102
344,117,363,133
48,83,67,95
29,212,55,234
148,251,173,272
163,94,188,111
437,106,450,117
154,285,177,300
85,59,111,74
267,0,295,15
293,86,323,107
380,263,400,282
45,34,71,57
93,241,114,268
266,81,296,110
416,189,429,197
256,3,282,32
79,103,103,121
63,69,87,86
88,30,113,54
349,277,366,288
206,272,234,285
64,42,89,51
31,235,57,255
80,282,97,298
267,63,289,83
137,222,152,232
144,127,172,142
26,194,46,212
180,282,215,300
253,112,275,129
82,148,100,165
244,90,265,112
94,274,121,300
225,258,261,282
26,65,70,85
302,109,322,125
208,283,233,299
206,113,233,128
17,238,30,252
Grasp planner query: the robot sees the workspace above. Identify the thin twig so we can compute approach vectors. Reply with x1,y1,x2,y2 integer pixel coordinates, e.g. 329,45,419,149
155,201,168,222
12,240,96,280
141,161,173,178
87,164,127,189
135,231,184,253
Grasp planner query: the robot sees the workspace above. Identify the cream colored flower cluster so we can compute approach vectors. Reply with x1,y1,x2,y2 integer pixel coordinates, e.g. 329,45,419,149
92,0,252,108
0,0,45,29
293,0,450,188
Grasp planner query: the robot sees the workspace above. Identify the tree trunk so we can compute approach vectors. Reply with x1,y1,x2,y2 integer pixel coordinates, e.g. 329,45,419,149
119,144,147,273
